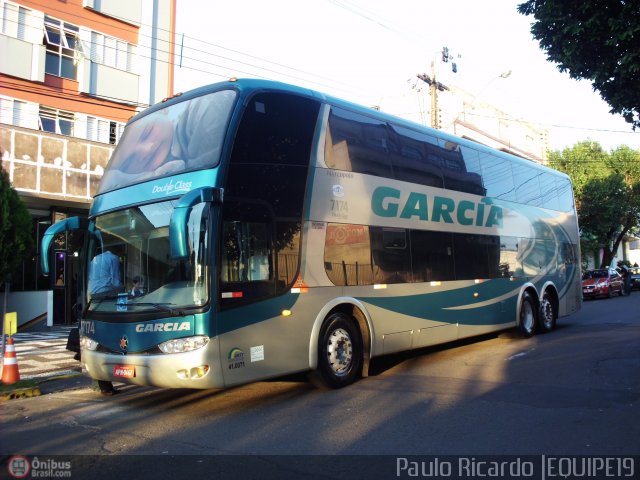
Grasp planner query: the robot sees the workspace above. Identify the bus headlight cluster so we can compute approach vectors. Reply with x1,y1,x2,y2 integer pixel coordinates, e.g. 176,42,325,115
159,336,209,354
80,336,98,351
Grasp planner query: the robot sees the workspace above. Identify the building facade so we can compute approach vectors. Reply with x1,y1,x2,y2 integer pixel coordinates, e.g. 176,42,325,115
379,82,549,164
445,86,549,164
0,0,176,327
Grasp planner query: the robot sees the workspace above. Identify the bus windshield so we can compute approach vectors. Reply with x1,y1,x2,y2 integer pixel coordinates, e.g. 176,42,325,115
86,200,209,315
97,89,237,194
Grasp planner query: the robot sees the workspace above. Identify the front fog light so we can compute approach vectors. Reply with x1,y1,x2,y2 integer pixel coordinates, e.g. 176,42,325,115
80,336,98,351
159,335,209,354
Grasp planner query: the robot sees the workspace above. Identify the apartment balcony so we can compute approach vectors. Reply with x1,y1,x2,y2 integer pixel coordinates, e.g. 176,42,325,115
0,124,113,204
0,34,45,82
79,59,140,105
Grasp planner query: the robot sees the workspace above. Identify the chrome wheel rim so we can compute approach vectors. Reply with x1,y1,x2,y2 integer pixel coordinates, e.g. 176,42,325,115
326,328,353,376
541,297,554,329
521,300,534,333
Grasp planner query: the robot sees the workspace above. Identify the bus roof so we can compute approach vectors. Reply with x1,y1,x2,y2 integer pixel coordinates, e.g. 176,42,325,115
129,77,568,181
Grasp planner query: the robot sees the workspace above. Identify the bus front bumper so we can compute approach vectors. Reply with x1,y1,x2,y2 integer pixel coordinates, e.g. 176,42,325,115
81,341,224,389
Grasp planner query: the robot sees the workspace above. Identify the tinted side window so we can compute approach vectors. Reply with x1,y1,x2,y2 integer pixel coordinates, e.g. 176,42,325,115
438,140,485,195
557,178,574,212
480,152,516,200
539,172,560,210
226,164,307,219
458,146,486,196
324,224,373,286
325,107,393,177
370,227,412,284
324,225,558,286
276,222,301,287
513,164,543,206
389,126,443,188
453,234,500,280
220,201,274,308
499,237,519,278
231,92,319,166
222,93,320,308
410,230,455,282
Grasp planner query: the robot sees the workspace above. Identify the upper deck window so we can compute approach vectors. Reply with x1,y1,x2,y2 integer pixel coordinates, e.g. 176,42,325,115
325,107,393,177
98,89,237,194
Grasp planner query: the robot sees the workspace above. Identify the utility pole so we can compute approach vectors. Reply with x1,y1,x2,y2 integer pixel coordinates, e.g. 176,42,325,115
416,46,459,129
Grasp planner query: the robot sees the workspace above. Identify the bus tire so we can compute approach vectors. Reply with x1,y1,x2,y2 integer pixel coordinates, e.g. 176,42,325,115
538,291,557,333
317,312,362,389
518,291,537,338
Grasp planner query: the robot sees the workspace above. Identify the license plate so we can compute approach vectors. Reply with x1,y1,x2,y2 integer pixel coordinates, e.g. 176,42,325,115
583,289,589,293
114,364,135,378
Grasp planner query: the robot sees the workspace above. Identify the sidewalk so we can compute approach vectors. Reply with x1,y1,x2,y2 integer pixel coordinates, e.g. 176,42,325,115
1,320,92,400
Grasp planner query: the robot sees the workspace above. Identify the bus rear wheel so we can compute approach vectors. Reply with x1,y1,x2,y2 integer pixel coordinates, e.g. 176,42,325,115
318,312,362,389
538,291,557,333
518,291,537,338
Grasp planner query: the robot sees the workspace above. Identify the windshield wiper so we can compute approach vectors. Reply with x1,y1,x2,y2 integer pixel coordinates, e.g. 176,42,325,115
83,294,121,316
126,302,187,316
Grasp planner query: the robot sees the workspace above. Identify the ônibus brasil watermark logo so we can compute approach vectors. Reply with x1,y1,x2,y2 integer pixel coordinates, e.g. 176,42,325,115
7,456,71,478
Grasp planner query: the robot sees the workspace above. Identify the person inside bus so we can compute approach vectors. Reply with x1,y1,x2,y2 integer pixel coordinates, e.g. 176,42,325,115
130,276,144,297
88,249,123,297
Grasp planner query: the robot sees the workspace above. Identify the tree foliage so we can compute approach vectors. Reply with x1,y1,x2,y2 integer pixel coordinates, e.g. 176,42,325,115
0,169,33,283
548,141,640,268
518,0,640,128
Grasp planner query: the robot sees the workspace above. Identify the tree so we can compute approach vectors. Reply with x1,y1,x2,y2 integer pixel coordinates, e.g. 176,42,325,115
518,1,640,128
548,142,640,268
0,169,33,336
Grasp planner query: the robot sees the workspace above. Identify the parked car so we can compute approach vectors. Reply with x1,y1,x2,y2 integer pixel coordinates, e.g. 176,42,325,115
630,266,640,291
582,268,624,299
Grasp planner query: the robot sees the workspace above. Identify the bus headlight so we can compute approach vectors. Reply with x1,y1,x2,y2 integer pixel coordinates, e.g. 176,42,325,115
159,336,209,354
80,336,98,351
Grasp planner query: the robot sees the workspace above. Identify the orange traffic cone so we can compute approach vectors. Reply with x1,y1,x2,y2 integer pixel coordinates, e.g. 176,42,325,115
2,337,20,385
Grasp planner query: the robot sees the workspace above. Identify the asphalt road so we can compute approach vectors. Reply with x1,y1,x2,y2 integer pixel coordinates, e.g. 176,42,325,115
1,292,639,479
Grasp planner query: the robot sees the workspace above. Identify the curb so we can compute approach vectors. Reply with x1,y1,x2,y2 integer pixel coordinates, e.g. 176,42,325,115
0,370,84,401
0,386,41,400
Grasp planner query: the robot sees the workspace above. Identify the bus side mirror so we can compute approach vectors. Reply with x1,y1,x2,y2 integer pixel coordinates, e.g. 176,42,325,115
41,217,88,275
169,187,222,260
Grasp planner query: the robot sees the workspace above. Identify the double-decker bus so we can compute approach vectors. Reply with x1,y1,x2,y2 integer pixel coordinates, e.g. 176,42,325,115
41,78,581,390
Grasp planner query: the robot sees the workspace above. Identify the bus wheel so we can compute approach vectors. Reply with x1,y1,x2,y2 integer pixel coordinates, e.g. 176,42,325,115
518,292,537,338
538,291,557,333
318,312,362,389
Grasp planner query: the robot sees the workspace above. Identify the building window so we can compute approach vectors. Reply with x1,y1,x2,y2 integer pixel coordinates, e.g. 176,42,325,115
1,1,30,40
87,116,124,144
39,106,74,135
43,15,82,79
0,97,31,128
109,122,124,144
88,31,135,73
86,116,109,143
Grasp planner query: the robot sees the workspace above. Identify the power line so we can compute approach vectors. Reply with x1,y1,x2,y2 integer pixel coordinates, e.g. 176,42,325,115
15,0,371,96
1,5,371,101
459,111,640,135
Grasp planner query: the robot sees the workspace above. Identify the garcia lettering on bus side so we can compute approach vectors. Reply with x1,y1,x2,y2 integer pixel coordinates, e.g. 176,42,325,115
371,186,503,229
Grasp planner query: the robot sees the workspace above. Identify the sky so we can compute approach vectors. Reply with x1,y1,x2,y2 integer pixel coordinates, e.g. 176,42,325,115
172,0,640,152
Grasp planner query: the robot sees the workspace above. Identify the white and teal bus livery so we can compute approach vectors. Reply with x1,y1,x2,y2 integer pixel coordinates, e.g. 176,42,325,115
41,78,581,389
